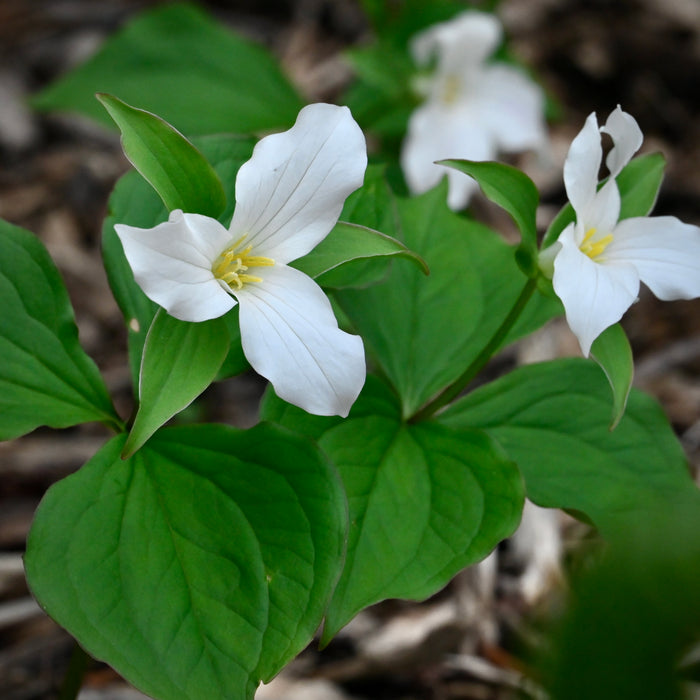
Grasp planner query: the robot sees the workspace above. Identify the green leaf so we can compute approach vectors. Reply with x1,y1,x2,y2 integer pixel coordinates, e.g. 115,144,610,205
97,93,226,217
545,506,700,699
32,3,303,136
439,359,699,537
334,184,560,418
264,377,524,643
0,220,120,439
441,159,540,277
590,323,633,429
122,310,230,458
292,221,429,285
542,153,668,249
342,43,417,138
25,424,347,699
616,152,666,220
102,134,256,387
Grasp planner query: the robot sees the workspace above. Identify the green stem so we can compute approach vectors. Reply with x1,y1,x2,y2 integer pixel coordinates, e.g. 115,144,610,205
409,276,538,423
58,642,90,700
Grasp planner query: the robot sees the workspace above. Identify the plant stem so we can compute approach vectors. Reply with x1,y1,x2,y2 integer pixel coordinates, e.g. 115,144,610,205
409,276,538,423
59,642,90,700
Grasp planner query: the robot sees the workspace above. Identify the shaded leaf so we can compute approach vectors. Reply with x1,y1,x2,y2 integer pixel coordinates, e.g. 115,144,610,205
334,184,560,418
0,220,120,439
32,3,303,135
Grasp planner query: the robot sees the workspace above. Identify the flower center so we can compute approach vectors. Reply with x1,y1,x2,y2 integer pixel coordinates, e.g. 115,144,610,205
212,235,274,291
579,227,613,261
441,73,461,105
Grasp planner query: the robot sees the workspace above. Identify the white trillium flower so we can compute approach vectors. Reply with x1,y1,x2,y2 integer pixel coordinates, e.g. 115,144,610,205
115,103,368,417
543,105,700,357
400,10,547,210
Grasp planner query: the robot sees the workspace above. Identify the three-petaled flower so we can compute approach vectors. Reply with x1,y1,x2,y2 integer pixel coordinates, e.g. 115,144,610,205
541,106,700,356
400,10,547,210
115,103,367,417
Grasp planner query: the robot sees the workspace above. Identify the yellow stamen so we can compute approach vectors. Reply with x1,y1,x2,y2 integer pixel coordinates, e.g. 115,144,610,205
212,235,274,291
441,74,461,105
579,227,613,261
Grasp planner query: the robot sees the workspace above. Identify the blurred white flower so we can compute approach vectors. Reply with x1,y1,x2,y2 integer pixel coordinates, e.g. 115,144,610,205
400,10,547,210
542,106,700,356
115,103,367,417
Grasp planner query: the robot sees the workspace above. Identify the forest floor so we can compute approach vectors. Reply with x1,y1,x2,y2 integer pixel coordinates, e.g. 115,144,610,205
0,0,699,698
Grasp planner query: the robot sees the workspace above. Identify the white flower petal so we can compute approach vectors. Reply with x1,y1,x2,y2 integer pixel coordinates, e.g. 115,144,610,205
401,101,493,209
564,112,602,219
601,106,643,178
606,216,700,301
474,65,547,152
580,178,621,236
229,103,366,264
553,224,639,356
115,212,235,322
411,10,501,71
235,264,365,417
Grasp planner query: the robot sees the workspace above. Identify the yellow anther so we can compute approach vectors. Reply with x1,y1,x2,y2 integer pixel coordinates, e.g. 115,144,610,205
441,74,461,105
212,236,274,291
579,227,613,261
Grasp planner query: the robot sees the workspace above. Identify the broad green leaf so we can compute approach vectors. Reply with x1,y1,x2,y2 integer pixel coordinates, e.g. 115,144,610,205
102,134,256,386
542,153,668,249
25,424,347,699
0,220,120,439
32,3,303,135
439,359,699,537
590,323,634,429
334,184,560,418
122,310,230,458
263,377,523,642
292,221,428,285
97,93,226,217
441,159,540,277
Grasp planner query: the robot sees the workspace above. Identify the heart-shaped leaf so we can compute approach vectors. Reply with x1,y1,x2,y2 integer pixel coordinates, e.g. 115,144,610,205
25,423,347,699
439,359,699,537
262,377,524,642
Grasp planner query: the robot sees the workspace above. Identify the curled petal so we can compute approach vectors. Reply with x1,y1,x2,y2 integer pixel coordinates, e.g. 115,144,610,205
115,211,235,322
411,10,501,71
601,106,643,178
579,178,621,238
553,224,639,356
401,102,493,210
475,65,547,153
235,264,365,417
606,216,700,301
229,103,367,264
564,112,602,219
